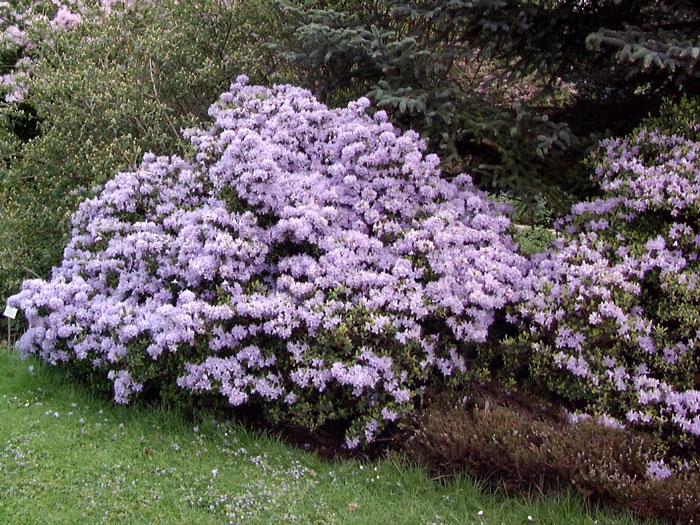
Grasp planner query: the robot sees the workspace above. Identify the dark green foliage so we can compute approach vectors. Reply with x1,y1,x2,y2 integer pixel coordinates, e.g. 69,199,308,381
389,1,698,101
641,95,700,140
586,1,700,92
269,0,585,219
269,0,699,221
510,225,556,256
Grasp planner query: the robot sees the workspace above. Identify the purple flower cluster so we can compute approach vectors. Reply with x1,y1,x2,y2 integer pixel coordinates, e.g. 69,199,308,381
514,128,700,462
646,459,674,481
10,77,528,445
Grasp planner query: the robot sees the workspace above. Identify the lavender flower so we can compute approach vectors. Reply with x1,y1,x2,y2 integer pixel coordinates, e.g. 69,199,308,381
10,78,528,446
512,126,700,456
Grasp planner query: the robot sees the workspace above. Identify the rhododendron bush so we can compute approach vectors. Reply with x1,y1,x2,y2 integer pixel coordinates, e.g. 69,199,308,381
9,77,528,446
507,126,700,468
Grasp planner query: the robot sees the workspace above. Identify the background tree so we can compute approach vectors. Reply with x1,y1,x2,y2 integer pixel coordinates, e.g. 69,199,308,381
269,0,700,219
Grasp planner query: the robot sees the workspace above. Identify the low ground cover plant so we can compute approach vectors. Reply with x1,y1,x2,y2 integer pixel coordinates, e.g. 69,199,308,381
408,393,700,523
8,77,529,447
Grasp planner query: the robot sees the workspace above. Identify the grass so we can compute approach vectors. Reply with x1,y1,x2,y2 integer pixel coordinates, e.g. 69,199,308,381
0,347,647,524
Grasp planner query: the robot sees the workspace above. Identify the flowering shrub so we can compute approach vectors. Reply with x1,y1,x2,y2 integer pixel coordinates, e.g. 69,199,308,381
9,78,528,446
0,0,279,305
507,125,700,467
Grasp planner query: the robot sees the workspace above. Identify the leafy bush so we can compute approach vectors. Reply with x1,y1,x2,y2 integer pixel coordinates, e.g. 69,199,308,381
642,96,700,141
502,106,700,468
510,225,556,256
9,78,528,446
0,0,280,303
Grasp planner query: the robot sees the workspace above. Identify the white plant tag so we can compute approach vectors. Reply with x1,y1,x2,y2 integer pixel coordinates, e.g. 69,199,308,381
3,305,18,319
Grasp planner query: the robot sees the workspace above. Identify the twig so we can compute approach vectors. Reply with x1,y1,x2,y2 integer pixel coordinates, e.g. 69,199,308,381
149,58,181,141
22,266,42,279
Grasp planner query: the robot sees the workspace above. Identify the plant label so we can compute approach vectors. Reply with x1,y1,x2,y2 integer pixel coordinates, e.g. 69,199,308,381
3,305,18,319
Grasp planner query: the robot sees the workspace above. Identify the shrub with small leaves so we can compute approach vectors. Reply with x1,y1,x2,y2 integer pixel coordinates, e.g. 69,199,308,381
9,78,528,447
642,96,700,141
407,396,700,523
504,110,700,469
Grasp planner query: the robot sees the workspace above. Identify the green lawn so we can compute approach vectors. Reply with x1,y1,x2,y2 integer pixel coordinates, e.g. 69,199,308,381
0,348,646,524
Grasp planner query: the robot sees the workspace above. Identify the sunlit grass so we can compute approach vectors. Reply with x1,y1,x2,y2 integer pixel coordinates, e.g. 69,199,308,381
1,348,647,524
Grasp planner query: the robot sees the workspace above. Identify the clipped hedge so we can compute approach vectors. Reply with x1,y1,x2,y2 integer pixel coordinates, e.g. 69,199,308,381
9,78,528,446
